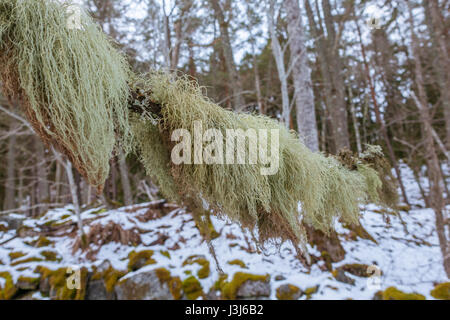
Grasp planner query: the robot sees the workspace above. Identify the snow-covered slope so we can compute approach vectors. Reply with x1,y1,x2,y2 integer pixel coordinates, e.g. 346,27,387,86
0,164,448,300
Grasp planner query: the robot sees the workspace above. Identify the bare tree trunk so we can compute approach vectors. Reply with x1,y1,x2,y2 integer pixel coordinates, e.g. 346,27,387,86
320,0,350,151
408,2,449,277
210,0,245,109
118,151,133,206
285,0,319,151
267,0,290,126
253,55,264,115
3,121,17,211
65,160,85,243
162,0,172,70
35,136,49,215
53,160,62,204
425,0,450,148
348,85,362,154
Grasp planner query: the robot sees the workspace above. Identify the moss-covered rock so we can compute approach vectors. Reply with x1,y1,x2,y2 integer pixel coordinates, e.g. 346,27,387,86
276,284,302,300
182,255,210,279
430,282,450,300
0,271,18,300
374,287,425,300
221,272,270,300
127,250,156,271
90,265,125,294
227,259,247,268
339,264,372,278
332,269,355,285
304,285,319,299
16,276,40,290
182,276,204,300
115,268,177,300
155,268,182,300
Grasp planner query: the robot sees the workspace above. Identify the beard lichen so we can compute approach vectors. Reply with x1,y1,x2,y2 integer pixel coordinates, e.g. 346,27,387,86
0,0,132,191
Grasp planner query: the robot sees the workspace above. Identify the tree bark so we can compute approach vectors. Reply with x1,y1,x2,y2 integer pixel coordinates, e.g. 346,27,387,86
118,150,133,206
210,0,245,110
35,136,49,215
3,121,17,211
285,0,319,151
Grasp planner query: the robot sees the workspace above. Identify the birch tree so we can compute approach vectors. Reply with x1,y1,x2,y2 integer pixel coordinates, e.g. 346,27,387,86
285,0,319,151
267,0,290,126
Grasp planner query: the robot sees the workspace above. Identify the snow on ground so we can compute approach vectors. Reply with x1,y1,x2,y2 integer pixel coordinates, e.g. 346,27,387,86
0,164,448,299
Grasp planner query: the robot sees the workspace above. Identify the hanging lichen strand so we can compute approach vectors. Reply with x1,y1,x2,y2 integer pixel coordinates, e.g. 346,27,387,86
0,0,132,191
129,72,383,245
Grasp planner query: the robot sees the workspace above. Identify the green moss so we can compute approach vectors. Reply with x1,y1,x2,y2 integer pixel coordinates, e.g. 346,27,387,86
33,236,54,248
0,271,18,300
40,250,61,262
91,208,108,215
276,284,301,300
60,214,71,220
221,272,270,300
127,250,156,271
9,251,26,260
430,282,450,300
160,250,171,259
154,268,182,300
91,265,126,293
304,285,319,299
10,256,43,266
182,256,210,279
376,287,425,300
213,274,228,291
193,214,220,240
227,259,247,268
182,276,203,300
